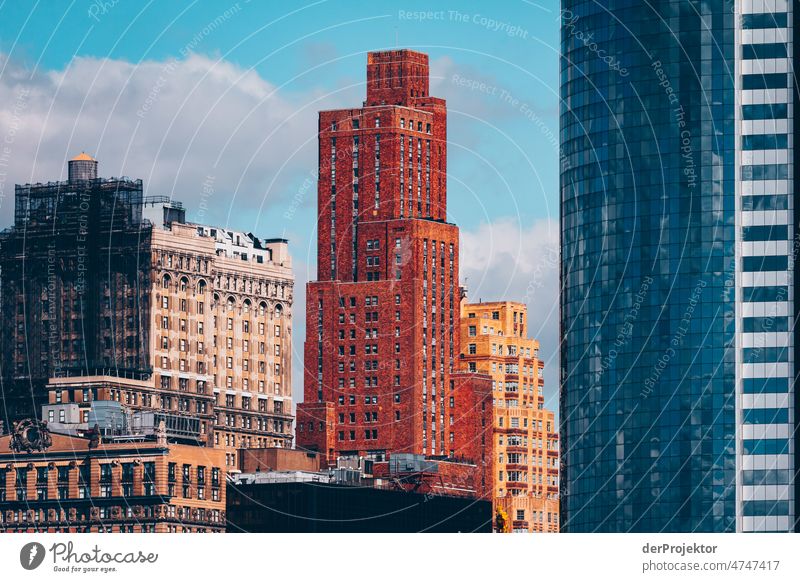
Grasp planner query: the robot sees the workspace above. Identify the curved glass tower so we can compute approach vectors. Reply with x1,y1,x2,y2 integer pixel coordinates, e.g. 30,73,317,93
561,0,796,532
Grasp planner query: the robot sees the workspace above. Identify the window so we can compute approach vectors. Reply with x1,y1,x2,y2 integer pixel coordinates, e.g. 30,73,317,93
469,326,476,337
742,12,787,29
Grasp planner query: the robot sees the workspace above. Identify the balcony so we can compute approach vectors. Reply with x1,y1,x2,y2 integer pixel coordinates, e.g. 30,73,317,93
500,426,526,435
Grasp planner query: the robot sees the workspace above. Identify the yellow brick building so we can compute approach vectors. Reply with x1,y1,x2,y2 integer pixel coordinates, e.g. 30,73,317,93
459,301,559,532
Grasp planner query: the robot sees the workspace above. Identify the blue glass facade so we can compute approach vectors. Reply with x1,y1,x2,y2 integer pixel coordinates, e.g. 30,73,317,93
560,0,738,532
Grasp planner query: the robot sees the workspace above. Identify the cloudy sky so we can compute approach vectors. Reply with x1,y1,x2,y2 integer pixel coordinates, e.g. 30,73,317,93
0,0,561,413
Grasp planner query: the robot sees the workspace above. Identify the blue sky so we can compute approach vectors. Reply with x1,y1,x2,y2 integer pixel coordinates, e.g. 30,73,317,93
0,0,562,411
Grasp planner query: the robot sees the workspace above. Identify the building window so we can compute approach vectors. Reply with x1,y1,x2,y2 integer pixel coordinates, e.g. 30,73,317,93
143,462,156,495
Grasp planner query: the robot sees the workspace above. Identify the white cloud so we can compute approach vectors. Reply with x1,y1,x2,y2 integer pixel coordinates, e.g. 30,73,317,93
0,52,327,230
460,217,560,410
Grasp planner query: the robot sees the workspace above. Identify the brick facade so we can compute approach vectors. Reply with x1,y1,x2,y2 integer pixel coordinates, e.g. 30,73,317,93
450,371,493,500
238,447,321,473
297,50,468,463
0,432,226,533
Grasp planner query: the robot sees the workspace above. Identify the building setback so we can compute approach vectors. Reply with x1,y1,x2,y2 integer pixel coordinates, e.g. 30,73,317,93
0,154,294,468
460,301,559,532
296,50,490,475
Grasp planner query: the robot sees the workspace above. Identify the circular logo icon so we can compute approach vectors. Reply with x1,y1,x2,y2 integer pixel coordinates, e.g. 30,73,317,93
20,542,46,570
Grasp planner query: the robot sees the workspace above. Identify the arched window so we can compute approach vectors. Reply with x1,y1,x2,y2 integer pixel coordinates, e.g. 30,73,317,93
227,297,236,311
259,302,267,317
243,299,251,314
179,277,189,292
274,303,283,318
162,275,171,289
197,280,207,295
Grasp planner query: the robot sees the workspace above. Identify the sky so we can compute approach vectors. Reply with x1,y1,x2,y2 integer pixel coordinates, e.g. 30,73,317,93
0,0,562,414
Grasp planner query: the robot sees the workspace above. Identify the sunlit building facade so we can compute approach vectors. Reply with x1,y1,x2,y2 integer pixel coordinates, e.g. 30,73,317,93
460,301,559,532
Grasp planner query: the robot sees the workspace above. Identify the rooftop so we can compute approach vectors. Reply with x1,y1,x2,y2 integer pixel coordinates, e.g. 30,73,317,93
71,152,96,162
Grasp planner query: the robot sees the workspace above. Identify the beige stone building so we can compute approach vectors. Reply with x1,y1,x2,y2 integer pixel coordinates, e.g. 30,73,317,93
150,217,294,467
459,300,559,532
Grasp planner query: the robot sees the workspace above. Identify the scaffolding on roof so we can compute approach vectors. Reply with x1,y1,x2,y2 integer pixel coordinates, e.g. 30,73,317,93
1,176,155,424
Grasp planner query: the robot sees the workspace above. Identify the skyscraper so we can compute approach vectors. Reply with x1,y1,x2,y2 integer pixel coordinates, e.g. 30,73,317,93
296,50,486,469
561,1,796,532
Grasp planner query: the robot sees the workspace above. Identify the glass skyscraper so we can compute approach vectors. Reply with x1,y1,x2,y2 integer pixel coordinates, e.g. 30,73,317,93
560,0,796,532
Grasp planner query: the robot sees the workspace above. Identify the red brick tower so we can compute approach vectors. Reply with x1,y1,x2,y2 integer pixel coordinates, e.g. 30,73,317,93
296,50,464,464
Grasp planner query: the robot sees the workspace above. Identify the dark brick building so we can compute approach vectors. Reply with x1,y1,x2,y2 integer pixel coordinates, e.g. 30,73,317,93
297,50,488,473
